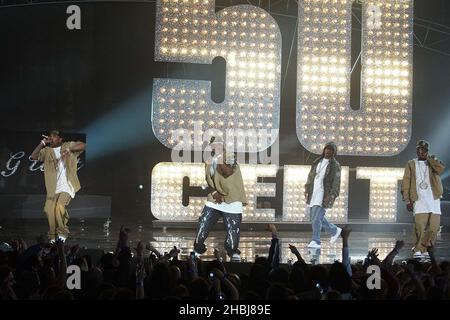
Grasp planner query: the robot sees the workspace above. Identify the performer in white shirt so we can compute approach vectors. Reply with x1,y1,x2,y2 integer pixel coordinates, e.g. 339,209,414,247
401,140,445,258
193,137,247,262
304,142,342,248
31,130,86,243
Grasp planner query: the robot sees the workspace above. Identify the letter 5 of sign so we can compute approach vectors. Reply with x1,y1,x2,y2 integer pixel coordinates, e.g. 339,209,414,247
153,0,413,156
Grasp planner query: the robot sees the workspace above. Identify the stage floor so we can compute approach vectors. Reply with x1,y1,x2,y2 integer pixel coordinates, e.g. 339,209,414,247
1,219,449,264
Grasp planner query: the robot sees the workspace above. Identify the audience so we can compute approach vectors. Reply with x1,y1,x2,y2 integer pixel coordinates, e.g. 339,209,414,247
1,224,449,300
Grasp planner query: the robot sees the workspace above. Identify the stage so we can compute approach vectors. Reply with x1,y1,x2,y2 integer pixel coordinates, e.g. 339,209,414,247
1,218,449,264
1,0,450,266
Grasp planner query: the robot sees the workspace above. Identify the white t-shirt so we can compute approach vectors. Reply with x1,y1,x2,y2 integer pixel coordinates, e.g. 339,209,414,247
309,158,330,208
413,159,441,215
205,201,243,214
53,147,75,198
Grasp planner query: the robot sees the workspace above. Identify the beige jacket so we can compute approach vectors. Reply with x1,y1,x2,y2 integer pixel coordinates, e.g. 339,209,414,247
38,141,84,199
205,164,247,205
401,156,445,203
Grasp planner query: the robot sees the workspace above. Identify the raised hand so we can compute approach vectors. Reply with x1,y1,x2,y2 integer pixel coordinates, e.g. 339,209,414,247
18,239,27,251
395,240,405,252
186,255,198,277
341,225,352,239
10,240,19,252
266,224,278,237
80,257,89,272
41,135,50,146
11,239,28,252
118,225,129,245
69,244,80,256
288,244,306,264
169,246,180,258
146,242,156,252
369,248,379,258
146,242,162,259
213,248,221,260
368,248,381,265
288,244,300,256
136,261,146,283
136,241,145,257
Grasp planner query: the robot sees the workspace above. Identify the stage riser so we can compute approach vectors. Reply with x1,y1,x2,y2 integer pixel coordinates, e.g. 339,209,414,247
2,218,445,233
0,195,111,219
153,220,450,233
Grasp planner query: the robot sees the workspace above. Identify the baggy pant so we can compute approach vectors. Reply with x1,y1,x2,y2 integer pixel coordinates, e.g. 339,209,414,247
310,205,338,245
194,205,242,257
413,213,440,253
43,192,71,240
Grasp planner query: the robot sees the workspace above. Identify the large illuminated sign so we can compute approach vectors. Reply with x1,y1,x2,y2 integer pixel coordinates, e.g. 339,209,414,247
297,0,413,156
356,167,404,222
151,162,277,221
153,0,282,152
283,165,349,222
151,163,404,222
153,0,413,156
151,1,415,223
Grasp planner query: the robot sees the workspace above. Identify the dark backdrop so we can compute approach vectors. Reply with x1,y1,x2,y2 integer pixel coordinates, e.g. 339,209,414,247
1,0,450,222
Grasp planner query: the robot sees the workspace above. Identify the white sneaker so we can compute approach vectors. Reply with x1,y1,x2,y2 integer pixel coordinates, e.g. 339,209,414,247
58,236,66,243
231,253,241,262
308,248,321,256
413,251,423,258
307,241,321,248
422,252,430,258
330,227,342,243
